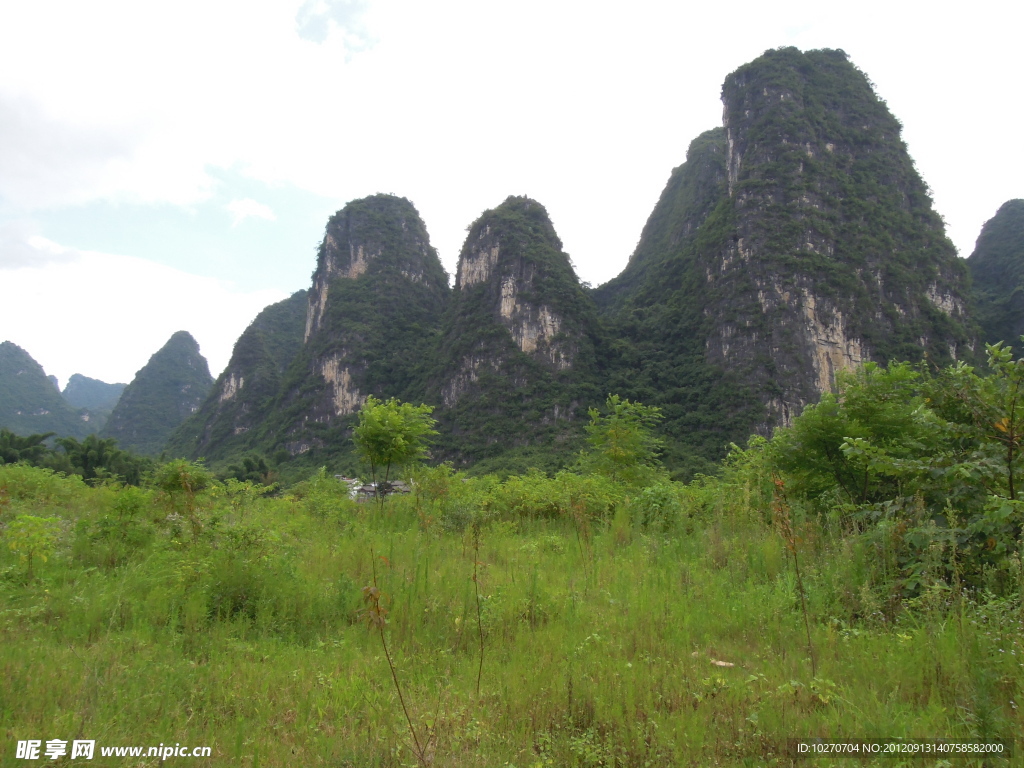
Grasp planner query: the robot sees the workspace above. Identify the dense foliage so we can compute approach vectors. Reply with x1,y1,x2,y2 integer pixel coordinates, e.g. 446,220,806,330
0,341,95,439
431,196,605,470
769,345,1024,595
101,331,214,456
165,290,309,460
0,427,153,484
967,199,1024,347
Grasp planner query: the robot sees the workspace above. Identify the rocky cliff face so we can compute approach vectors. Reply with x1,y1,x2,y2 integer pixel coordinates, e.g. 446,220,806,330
154,48,985,478
706,47,974,426
967,200,1024,348
101,331,214,455
596,130,766,474
596,48,977,475
165,290,308,460
266,194,449,458
434,196,602,467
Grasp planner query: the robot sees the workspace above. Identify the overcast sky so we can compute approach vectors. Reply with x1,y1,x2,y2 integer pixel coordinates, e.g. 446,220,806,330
1,0,1021,388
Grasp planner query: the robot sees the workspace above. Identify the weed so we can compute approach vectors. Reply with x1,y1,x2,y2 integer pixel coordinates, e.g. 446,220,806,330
772,474,816,677
362,549,433,766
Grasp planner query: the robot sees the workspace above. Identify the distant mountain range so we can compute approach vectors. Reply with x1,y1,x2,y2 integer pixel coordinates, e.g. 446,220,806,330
0,333,210,457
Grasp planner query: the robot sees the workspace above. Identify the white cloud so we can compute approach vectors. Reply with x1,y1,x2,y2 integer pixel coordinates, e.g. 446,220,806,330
0,94,146,210
0,238,286,388
295,0,374,49
226,198,277,226
0,0,1020,286
0,220,80,269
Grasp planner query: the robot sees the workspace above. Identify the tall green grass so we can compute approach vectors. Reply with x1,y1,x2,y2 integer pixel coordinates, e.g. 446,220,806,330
0,464,1020,766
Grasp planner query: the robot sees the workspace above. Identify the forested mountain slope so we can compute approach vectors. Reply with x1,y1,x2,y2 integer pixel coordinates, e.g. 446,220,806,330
101,331,213,456
967,199,1024,347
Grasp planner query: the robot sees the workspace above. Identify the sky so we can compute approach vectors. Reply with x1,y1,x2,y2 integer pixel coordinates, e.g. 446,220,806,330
1,0,1021,388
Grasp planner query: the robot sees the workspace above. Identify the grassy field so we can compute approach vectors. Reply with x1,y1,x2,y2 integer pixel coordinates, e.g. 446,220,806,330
0,463,1021,767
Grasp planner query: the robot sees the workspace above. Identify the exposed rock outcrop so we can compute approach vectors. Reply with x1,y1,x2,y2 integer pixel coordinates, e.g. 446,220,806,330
597,48,977,475
155,49,985,479
165,290,308,460
705,47,974,426
264,194,449,458
434,196,602,465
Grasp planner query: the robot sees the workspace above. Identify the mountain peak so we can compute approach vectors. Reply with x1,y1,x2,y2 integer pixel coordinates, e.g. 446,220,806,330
0,341,94,439
101,331,214,455
967,199,1024,347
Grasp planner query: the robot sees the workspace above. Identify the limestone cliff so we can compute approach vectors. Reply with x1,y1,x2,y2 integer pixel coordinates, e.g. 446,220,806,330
433,196,602,468
598,48,977,475
155,49,983,478
165,290,308,460
707,47,974,425
264,194,449,458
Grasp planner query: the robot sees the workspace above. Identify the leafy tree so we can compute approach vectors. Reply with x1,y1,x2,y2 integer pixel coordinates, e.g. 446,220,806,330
223,454,277,486
153,459,214,540
0,429,54,465
5,514,61,581
769,349,1024,591
921,343,1024,558
581,395,665,486
770,362,933,505
56,434,151,485
931,343,1024,502
353,396,437,502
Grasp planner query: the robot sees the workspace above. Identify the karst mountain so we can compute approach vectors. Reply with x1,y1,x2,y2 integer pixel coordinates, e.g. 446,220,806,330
7,47,1013,477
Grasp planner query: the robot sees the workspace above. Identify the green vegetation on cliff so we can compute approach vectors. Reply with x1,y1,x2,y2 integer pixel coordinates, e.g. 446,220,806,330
432,196,605,472
157,50,983,480
102,331,214,456
593,48,977,479
165,290,308,461
967,199,1024,346
594,130,764,477
254,194,449,471
0,341,94,439
718,47,974,367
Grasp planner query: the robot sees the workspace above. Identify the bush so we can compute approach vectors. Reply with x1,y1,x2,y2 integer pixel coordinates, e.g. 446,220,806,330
628,482,685,532
73,487,156,570
0,464,88,509
485,470,621,523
